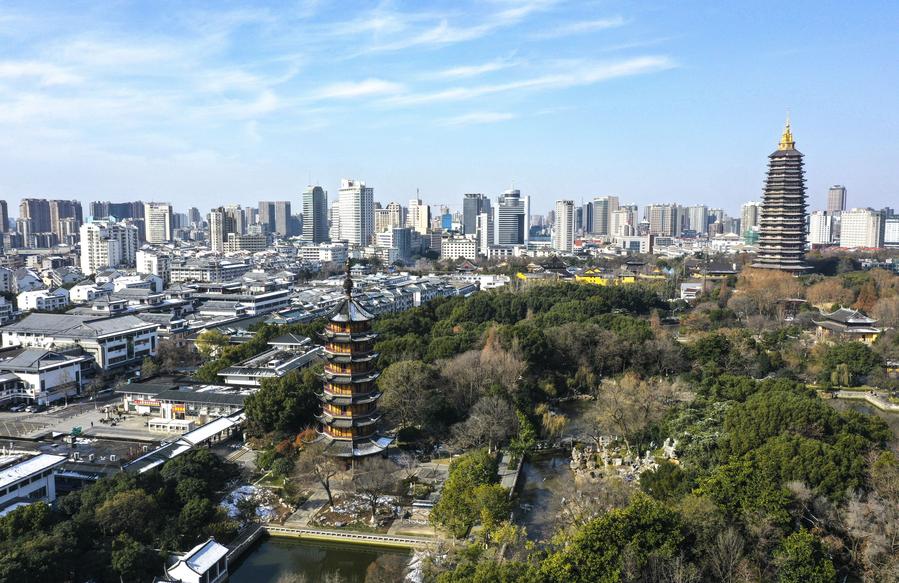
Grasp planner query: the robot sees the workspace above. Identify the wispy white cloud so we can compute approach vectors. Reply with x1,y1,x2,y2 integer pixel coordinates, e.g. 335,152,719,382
311,78,405,100
384,56,676,107
0,61,82,86
532,16,627,39
426,57,517,80
440,111,517,126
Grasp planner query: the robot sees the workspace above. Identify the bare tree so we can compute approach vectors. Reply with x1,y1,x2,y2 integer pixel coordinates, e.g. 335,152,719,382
449,395,518,452
591,373,677,454
293,441,343,507
556,476,632,530
395,450,420,482
352,457,400,524
440,350,488,414
708,527,745,583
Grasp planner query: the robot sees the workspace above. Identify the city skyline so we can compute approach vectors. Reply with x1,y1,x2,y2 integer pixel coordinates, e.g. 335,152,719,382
0,2,896,215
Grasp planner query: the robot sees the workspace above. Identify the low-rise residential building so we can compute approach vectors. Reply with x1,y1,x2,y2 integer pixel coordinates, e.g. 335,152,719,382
1,313,158,370
0,298,13,325
16,288,70,312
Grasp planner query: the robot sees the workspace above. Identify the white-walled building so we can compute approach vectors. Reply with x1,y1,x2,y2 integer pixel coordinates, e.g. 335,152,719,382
164,538,229,583
1,313,158,370
840,208,884,249
441,236,478,261
16,288,70,312
808,211,834,245
0,454,67,516
553,200,575,252
79,220,139,275
144,202,173,244
0,347,91,405
338,179,374,245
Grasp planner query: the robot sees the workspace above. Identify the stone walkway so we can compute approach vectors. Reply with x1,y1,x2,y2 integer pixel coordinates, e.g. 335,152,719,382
284,484,331,527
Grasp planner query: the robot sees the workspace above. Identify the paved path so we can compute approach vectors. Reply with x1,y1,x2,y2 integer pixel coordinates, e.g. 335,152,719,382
834,390,899,412
284,485,331,527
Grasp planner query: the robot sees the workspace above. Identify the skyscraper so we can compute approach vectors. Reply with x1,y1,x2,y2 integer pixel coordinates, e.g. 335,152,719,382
143,202,173,243
208,207,226,253
494,189,527,245
740,201,761,235
44,199,82,242
553,200,575,252
338,179,374,245
302,185,329,243
462,193,490,235
259,201,293,236
647,203,681,236
0,200,8,233
686,205,709,234
827,185,847,214
90,201,143,221
80,219,139,275
592,196,620,237
407,197,430,235
752,119,809,271
375,202,404,233
19,199,52,233
224,205,245,235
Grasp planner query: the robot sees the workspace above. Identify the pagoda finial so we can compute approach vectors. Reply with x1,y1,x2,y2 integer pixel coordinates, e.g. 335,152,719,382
343,257,353,297
778,111,795,150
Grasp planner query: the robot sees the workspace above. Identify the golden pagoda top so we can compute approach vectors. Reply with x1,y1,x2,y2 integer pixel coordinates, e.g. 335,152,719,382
778,113,795,150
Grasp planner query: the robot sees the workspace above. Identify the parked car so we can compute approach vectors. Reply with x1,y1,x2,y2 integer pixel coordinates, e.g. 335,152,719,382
24,406,35,413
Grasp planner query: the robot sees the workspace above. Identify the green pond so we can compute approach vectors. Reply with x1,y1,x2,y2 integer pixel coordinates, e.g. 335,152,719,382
230,537,411,583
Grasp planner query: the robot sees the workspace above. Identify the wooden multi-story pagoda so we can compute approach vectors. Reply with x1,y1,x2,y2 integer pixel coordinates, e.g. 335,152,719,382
315,261,393,459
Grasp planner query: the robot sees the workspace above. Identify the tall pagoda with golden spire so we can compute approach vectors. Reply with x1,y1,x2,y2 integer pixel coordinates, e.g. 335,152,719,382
315,260,393,458
752,115,810,272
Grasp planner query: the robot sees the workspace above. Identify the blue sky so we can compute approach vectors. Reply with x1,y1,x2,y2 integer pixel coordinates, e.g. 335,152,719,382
0,1,896,216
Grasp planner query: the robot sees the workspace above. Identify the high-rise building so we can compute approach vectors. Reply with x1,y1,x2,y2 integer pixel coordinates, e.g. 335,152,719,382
840,208,884,249
259,201,292,236
189,207,202,225
476,212,493,256
494,189,527,246
827,185,847,214
407,197,430,235
143,202,173,244
686,205,709,234
375,202,404,234
582,202,594,235
80,219,139,275
592,196,620,237
611,207,637,237
0,200,8,233
208,207,226,253
90,201,143,221
19,199,52,233
47,200,82,240
553,200,575,252
647,203,681,237
316,263,393,459
302,185,329,243
338,179,374,245
753,119,809,271
241,207,256,229
884,217,899,248
740,201,761,236
808,211,833,245
223,205,244,236
462,194,490,236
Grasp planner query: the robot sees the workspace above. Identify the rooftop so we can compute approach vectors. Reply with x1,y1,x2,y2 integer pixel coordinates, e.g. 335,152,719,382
1,313,157,339
0,453,67,490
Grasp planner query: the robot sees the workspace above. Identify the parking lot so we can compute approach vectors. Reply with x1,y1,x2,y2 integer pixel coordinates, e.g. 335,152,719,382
0,393,152,440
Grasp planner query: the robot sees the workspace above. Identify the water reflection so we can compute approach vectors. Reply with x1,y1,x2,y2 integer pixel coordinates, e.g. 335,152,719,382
230,537,410,583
